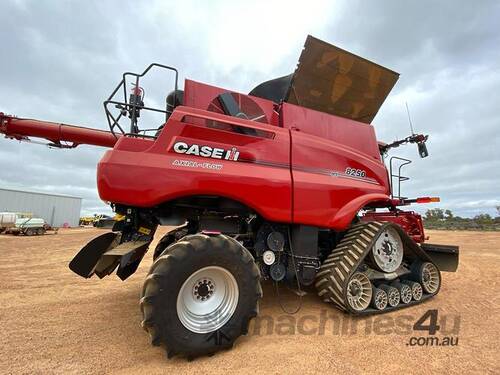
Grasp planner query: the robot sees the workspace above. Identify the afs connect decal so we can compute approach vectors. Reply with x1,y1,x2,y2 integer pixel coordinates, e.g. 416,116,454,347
173,141,239,161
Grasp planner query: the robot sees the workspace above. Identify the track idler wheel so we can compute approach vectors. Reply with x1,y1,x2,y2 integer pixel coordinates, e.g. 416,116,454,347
380,284,400,307
370,226,404,273
346,272,372,312
402,280,423,301
413,262,441,294
371,287,388,310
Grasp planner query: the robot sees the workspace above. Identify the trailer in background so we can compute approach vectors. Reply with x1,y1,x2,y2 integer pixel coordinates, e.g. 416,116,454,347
0,212,57,236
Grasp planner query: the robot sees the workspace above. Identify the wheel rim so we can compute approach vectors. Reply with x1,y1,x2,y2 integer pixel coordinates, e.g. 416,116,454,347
372,227,403,273
421,263,440,294
373,288,388,310
400,284,412,304
412,282,423,300
387,287,400,306
347,273,372,311
177,266,239,334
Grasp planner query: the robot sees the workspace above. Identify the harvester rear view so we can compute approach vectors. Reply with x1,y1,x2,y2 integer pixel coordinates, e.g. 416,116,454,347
0,35,458,359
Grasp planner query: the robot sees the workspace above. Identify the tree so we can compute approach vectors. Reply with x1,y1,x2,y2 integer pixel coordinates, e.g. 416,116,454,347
444,209,454,220
425,208,445,221
474,213,493,225
496,206,500,217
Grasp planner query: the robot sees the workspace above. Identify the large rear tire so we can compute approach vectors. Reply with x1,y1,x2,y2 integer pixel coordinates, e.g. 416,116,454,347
140,233,262,359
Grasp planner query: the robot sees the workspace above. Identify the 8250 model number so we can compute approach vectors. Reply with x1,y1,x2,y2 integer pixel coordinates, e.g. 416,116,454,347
345,167,366,178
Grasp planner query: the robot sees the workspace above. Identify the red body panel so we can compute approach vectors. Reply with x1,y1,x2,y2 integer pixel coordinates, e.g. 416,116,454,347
361,210,426,243
1,80,401,232
97,106,293,223
281,103,381,159
281,103,390,229
97,81,392,230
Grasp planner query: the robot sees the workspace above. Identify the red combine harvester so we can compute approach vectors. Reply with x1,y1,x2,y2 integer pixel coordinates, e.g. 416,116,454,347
1,36,458,358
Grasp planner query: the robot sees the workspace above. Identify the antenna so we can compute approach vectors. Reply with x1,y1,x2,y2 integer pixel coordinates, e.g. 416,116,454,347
405,102,415,135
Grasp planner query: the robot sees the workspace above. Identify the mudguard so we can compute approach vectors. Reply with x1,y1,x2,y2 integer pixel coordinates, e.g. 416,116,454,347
69,232,119,278
94,240,150,280
69,232,151,280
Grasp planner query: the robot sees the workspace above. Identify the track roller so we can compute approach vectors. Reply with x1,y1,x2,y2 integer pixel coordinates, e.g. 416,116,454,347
371,287,388,310
402,280,423,301
392,281,412,304
380,284,400,307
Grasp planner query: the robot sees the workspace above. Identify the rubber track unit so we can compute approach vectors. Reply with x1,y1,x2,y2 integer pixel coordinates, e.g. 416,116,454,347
315,221,439,315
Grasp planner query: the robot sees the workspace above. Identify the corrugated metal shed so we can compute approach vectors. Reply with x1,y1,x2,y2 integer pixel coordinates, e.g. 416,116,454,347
0,188,82,227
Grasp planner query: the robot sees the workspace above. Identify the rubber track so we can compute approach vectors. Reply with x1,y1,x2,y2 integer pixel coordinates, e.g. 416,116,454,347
315,221,437,315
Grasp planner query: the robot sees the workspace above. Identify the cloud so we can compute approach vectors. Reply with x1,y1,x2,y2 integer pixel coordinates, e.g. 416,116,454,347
0,0,498,217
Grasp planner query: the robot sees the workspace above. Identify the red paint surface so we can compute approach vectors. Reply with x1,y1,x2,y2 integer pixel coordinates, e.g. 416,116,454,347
0,113,118,148
361,210,426,243
2,80,425,233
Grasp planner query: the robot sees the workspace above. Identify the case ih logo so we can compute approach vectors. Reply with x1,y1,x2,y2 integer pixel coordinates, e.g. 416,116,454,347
173,141,239,161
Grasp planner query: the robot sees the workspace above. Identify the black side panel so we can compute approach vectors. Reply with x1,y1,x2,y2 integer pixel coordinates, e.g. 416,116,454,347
291,225,320,285
421,243,459,272
291,225,319,257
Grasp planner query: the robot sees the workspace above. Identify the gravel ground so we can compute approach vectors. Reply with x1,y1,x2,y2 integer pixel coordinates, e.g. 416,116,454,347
0,228,498,374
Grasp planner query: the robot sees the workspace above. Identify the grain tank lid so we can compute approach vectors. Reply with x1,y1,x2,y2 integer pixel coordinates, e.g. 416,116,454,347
285,35,400,124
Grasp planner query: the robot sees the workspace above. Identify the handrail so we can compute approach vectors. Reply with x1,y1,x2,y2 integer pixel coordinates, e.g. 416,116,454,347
104,63,179,138
389,156,412,199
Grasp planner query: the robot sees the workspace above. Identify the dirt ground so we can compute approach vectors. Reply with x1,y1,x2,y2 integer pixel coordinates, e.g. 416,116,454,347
0,228,498,374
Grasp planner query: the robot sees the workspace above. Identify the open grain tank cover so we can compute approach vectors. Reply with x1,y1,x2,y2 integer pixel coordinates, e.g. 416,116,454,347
285,35,400,124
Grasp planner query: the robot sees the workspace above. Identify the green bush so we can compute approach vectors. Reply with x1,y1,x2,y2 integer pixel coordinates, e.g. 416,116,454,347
423,208,500,231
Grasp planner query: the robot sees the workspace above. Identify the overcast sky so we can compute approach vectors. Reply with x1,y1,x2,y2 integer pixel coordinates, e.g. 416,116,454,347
1,0,499,217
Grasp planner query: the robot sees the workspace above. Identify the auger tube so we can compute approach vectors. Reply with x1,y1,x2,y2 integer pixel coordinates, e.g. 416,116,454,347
0,113,118,148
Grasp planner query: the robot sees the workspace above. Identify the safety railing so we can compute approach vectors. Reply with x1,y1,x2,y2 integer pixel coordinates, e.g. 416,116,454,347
103,63,178,138
389,156,412,199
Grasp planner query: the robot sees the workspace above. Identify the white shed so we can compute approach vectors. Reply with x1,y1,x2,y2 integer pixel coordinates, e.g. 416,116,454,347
0,188,82,227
